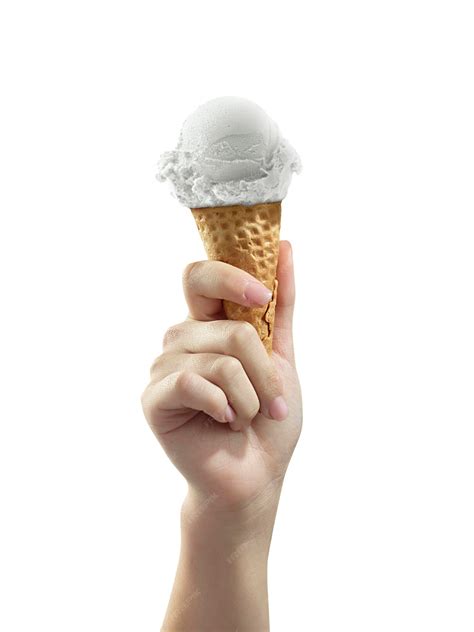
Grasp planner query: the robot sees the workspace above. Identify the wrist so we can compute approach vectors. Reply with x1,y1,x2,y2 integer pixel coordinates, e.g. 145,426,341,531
181,480,283,561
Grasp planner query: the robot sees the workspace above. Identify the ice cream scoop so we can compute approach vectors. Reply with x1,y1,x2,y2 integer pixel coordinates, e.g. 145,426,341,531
157,97,301,353
157,96,301,208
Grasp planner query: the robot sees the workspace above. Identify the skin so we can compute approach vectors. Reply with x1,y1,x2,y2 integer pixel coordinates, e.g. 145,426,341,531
141,240,302,631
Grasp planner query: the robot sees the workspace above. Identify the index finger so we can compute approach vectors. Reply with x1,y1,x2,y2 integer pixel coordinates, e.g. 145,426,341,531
182,260,273,321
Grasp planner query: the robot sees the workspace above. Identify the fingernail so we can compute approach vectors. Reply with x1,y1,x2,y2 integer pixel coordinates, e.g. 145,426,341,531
244,281,272,306
225,404,236,424
268,396,289,421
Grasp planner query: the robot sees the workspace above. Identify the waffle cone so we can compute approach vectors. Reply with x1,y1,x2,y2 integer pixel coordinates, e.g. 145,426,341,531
191,202,281,353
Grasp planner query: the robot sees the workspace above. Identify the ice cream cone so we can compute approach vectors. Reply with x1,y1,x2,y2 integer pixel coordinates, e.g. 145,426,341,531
191,202,281,353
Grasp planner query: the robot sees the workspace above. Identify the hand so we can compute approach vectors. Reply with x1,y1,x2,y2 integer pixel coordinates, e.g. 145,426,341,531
142,240,302,513
142,240,302,631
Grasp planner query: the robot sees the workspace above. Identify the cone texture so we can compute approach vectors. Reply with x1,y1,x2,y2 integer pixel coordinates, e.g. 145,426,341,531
191,202,281,353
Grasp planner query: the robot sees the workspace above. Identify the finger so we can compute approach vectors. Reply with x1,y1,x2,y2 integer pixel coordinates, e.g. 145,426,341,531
182,260,272,321
151,352,261,432
141,371,232,434
273,240,296,364
162,320,288,421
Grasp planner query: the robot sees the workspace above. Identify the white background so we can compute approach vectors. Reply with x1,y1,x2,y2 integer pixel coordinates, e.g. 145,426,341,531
1,1,473,630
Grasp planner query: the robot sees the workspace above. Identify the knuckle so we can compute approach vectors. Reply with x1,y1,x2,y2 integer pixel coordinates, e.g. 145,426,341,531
140,383,159,424
212,355,242,382
149,354,164,377
182,261,203,291
174,370,194,394
162,323,184,349
149,352,174,380
229,320,257,348
245,397,261,422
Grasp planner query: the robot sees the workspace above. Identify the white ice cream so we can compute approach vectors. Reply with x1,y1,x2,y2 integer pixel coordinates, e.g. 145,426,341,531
157,96,301,208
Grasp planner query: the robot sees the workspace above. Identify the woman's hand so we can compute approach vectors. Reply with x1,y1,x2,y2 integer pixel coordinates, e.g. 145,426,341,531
142,240,302,631
141,241,302,512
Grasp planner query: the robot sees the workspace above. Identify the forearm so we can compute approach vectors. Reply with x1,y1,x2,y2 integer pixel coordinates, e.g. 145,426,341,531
161,486,282,632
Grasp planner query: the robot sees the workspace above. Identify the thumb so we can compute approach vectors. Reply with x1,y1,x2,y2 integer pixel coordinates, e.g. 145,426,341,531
272,240,296,364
